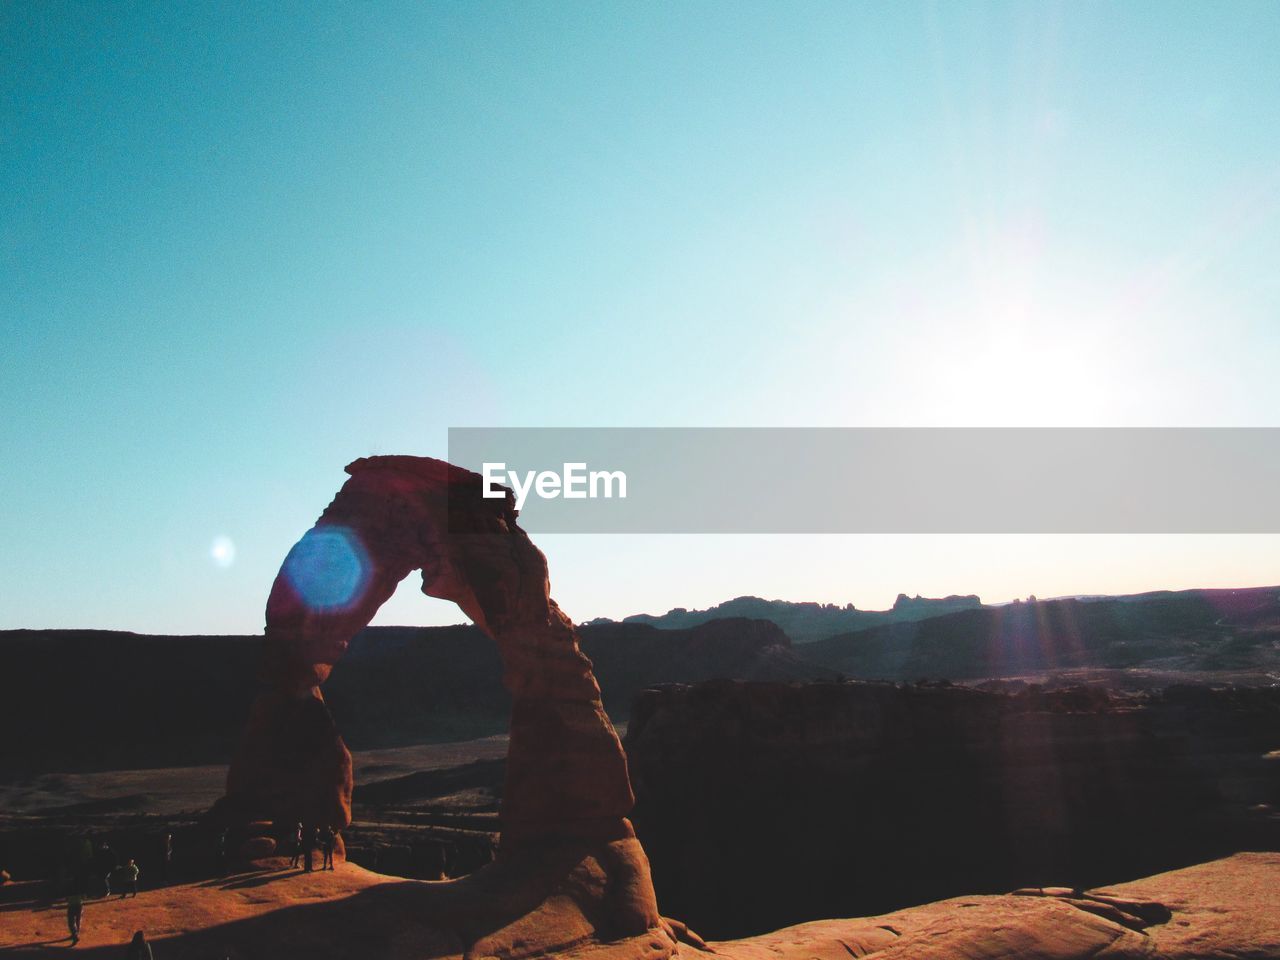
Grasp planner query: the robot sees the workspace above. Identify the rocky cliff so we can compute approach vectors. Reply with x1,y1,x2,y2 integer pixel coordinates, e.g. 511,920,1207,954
624,678,1280,939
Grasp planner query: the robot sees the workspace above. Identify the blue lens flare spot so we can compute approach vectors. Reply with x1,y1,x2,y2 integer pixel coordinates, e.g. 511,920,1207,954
282,525,371,613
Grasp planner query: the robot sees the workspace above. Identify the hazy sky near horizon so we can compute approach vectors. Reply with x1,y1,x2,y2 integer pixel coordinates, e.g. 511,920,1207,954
4,2,1279,634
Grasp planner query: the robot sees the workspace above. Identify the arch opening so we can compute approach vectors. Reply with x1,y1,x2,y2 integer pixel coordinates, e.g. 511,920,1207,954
217,456,635,844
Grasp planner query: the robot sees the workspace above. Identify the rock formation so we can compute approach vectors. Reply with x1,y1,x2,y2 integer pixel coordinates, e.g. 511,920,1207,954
214,456,676,955
625,678,1280,939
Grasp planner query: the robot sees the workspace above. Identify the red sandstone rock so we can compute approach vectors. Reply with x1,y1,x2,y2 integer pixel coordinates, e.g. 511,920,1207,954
6,854,1275,958
238,836,277,860
215,456,664,952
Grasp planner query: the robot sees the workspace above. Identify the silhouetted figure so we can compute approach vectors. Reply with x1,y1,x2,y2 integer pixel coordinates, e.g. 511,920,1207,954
321,827,336,870
127,930,154,960
161,833,173,883
95,841,117,897
66,893,83,945
121,859,140,898
303,825,317,873
217,828,229,875
289,823,303,869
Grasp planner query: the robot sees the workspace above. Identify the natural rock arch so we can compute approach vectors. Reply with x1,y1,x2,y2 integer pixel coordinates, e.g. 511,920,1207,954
215,456,676,952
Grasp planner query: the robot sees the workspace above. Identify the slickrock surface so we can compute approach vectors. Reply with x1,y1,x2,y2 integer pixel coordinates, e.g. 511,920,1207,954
712,853,1280,960
3,854,1276,958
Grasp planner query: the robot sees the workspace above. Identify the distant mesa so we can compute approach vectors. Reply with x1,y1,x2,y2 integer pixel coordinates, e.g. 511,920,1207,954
892,591,981,613
593,592,984,643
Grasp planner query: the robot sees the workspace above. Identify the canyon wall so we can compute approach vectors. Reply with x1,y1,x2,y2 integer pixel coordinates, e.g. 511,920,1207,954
625,679,1280,939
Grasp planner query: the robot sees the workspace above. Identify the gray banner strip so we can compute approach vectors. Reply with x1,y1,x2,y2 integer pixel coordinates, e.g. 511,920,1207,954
447,428,1280,533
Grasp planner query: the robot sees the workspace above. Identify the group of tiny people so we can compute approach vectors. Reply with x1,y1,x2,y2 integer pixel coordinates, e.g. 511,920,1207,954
63,835,169,947
62,824,340,950
288,822,340,872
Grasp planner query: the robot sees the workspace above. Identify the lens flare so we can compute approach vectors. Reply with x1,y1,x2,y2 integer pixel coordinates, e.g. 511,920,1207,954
281,525,371,613
210,536,236,568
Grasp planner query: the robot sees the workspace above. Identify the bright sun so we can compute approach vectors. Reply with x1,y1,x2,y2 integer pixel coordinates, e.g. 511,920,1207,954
210,535,236,568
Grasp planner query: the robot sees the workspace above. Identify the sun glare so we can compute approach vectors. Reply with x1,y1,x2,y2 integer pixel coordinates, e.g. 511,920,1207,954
905,226,1131,425
210,535,236,568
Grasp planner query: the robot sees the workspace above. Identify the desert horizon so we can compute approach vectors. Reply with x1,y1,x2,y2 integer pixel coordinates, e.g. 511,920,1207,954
6,1,1280,956
3,559,1278,954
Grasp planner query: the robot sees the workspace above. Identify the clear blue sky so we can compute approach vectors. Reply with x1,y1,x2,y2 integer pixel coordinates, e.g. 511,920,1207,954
4,2,1278,634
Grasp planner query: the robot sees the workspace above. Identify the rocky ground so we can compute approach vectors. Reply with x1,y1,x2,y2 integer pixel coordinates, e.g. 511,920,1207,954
1,853,1276,958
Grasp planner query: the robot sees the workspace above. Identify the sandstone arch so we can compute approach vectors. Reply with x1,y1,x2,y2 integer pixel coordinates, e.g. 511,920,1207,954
215,456,673,952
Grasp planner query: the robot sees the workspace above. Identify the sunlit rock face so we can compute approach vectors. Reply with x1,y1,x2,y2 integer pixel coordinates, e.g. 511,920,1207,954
214,457,671,955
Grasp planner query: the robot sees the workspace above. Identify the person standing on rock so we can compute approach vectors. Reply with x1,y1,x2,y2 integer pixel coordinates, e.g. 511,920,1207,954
126,930,154,960
303,825,317,873
161,833,172,883
121,859,140,898
96,841,117,898
217,828,229,875
289,823,303,869
321,827,335,871
66,892,83,945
